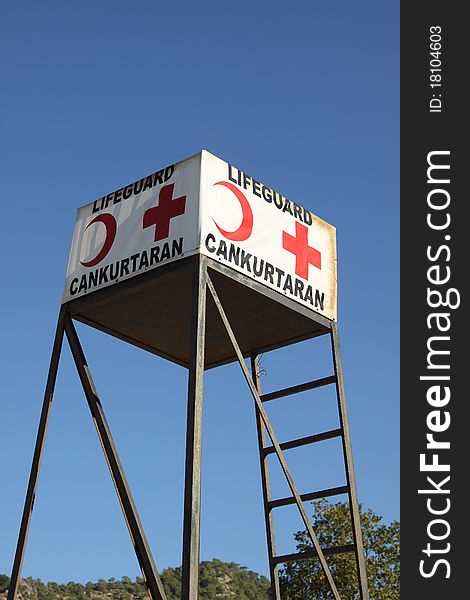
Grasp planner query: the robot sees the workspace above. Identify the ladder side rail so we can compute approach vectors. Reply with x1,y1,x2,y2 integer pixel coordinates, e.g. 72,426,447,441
330,323,370,600
250,354,281,600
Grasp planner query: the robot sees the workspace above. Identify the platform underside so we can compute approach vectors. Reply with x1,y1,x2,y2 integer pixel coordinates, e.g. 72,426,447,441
67,256,331,369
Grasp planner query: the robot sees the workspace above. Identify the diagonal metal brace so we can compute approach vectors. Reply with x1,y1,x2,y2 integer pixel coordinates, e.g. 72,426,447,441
64,316,167,600
206,272,342,600
8,306,67,600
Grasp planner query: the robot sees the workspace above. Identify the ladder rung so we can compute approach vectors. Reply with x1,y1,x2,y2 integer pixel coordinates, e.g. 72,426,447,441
273,544,356,565
263,428,342,456
268,485,349,510
261,375,337,403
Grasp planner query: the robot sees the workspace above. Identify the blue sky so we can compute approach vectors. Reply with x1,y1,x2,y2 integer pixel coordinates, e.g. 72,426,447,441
0,0,398,584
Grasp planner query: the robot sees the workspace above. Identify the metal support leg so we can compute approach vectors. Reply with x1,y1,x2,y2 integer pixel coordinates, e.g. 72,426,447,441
8,307,66,600
64,316,167,600
250,354,281,600
330,323,369,600
206,272,341,600
181,257,207,600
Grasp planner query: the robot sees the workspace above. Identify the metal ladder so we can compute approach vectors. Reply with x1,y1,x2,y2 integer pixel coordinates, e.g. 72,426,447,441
249,323,369,600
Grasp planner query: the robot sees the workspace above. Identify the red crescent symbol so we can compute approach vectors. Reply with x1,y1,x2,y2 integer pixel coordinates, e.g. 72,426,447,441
212,181,253,241
80,213,117,267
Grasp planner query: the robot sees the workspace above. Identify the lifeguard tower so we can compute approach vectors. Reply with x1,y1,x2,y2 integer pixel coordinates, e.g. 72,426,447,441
8,150,369,600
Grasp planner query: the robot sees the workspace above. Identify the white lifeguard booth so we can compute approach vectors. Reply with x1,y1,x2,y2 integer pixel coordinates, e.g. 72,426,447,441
8,151,369,600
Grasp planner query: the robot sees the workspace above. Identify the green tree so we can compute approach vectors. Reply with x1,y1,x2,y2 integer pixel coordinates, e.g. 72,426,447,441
160,559,270,600
0,576,10,594
96,579,108,593
63,582,87,600
279,499,399,599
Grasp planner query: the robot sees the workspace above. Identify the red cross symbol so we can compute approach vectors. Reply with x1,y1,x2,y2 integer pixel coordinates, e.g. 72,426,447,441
143,183,186,241
282,221,321,280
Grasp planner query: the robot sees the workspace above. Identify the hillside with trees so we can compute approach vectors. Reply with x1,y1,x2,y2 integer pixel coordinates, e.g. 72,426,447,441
0,560,270,600
1,501,399,599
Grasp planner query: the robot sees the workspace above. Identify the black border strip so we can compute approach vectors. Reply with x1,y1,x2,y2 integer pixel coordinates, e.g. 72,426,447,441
401,3,465,597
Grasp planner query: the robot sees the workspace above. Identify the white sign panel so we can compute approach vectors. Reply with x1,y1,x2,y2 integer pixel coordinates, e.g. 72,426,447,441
63,154,201,303
63,150,337,321
199,151,337,320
